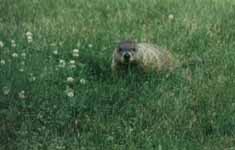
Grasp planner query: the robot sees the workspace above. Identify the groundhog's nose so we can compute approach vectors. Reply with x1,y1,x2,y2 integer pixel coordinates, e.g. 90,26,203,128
124,53,130,60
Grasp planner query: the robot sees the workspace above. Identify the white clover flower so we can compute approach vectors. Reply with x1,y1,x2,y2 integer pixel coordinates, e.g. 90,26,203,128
19,68,24,72
72,53,79,57
69,60,76,68
26,31,33,37
0,41,4,48
29,73,36,82
72,49,79,57
67,91,74,97
73,49,79,53
18,90,26,99
21,52,26,58
88,44,93,48
65,87,74,98
2,86,10,95
80,78,86,85
58,59,66,68
0,59,6,65
67,77,75,83
69,60,75,64
11,40,16,48
27,36,33,43
53,50,58,55
168,14,174,20
12,53,19,58
26,31,33,43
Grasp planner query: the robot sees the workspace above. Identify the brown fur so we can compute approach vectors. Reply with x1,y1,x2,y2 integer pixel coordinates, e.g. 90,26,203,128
111,41,178,73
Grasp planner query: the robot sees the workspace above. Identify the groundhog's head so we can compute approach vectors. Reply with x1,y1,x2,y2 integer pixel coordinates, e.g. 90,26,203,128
115,40,137,64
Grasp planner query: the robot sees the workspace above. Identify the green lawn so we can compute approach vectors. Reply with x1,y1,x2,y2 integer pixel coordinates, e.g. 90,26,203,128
0,0,235,149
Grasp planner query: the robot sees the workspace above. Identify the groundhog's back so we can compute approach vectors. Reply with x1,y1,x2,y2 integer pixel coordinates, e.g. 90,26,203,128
136,43,176,72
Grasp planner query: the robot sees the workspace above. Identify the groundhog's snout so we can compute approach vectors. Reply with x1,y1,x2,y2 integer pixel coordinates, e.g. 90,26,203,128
123,52,130,61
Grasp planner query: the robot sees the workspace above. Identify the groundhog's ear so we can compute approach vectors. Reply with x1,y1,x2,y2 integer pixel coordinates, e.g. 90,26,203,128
117,47,122,52
132,47,136,51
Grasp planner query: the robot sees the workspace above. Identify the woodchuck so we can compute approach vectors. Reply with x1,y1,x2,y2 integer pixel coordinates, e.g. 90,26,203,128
111,40,178,73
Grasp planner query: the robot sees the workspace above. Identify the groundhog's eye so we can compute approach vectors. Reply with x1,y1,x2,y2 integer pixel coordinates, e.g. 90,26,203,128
132,48,136,52
118,48,123,52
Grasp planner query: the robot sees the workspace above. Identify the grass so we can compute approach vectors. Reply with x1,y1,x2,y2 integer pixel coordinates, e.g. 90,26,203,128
0,0,235,149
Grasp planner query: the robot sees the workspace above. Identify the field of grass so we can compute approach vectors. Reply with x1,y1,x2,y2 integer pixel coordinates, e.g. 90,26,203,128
1,0,235,149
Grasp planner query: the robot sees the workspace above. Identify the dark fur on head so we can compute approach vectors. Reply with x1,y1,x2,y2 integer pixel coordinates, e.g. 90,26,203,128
116,40,137,64
118,40,136,51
